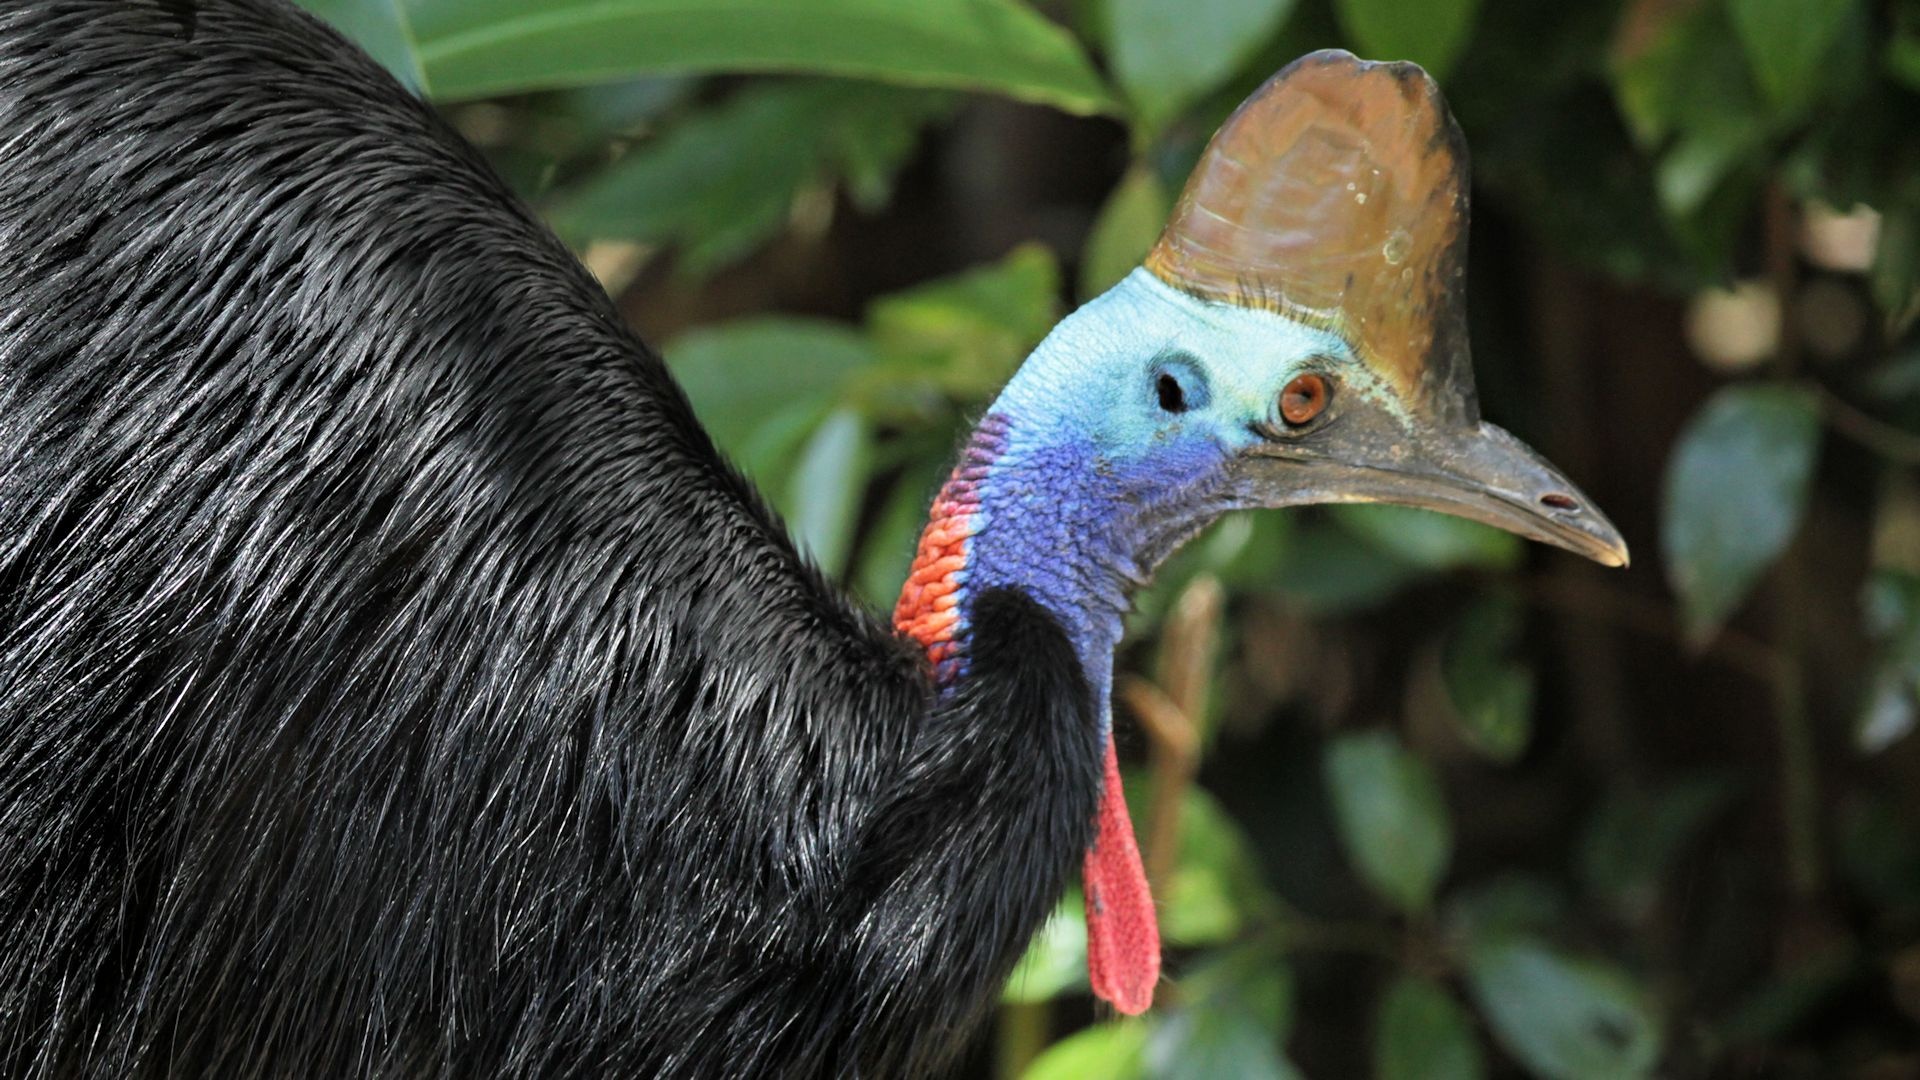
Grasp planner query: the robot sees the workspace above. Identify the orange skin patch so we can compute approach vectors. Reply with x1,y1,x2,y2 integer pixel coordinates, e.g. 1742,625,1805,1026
892,474,980,676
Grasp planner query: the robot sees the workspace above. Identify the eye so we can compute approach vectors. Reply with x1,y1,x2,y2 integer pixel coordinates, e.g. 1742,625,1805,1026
1278,373,1330,427
1150,354,1209,415
1156,372,1187,413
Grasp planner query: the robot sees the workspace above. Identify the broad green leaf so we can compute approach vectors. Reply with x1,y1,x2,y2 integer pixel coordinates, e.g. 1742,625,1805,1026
1079,165,1171,300
1872,199,1920,335
665,317,876,454
1271,519,1427,613
1466,938,1664,1080
1105,0,1297,133
1332,504,1522,572
1727,0,1854,115
854,462,944,611
1857,569,1920,752
296,0,427,92
1661,384,1821,645
1160,787,1278,946
1324,732,1452,913
868,243,1061,400
1375,975,1486,1080
1332,0,1480,80
1440,594,1534,764
1578,775,1736,921
1023,1022,1148,1080
785,408,871,575
1145,950,1300,1080
1003,891,1089,1004
1444,874,1569,944
548,81,952,274
307,0,1120,113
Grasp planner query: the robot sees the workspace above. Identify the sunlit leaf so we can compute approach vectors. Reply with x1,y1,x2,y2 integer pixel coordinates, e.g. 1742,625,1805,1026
1161,786,1277,946
1466,937,1664,1080
1332,0,1480,80
1023,1021,1148,1080
1003,891,1089,1004
1375,975,1486,1080
1727,0,1854,116
1331,505,1522,572
868,243,1061,400
786,408,872,575
1080,165,1171,300
304,0,1118,113
1325,731,1452,913
548,81,952,273
1105,0,1297,133
1661,384,1821,645
1440,593,1534,764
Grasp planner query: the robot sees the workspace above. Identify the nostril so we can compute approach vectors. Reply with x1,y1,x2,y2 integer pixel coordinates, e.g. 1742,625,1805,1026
1540,492,1579,511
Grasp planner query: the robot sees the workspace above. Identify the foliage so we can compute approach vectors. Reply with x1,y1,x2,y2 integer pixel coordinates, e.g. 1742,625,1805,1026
301,0,1920,1074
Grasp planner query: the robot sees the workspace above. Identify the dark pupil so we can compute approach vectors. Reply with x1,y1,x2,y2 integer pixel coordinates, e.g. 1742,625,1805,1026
1156,372,1187,413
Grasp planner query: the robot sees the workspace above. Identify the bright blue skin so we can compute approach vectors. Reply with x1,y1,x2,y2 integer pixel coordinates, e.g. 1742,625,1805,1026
959,268,1381,731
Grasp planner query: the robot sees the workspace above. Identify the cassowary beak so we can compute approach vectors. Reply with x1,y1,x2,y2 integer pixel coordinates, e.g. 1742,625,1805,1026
1235,406,1630,568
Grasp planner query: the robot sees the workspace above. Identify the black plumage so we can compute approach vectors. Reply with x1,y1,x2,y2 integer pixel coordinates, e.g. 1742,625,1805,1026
0,1,1102,1074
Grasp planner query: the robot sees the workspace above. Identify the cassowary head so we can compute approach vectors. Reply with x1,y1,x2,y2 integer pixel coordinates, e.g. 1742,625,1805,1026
986,49,1627,574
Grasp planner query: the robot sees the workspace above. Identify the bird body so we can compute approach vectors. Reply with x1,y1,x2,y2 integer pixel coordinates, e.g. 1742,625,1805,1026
0,3,1625,1075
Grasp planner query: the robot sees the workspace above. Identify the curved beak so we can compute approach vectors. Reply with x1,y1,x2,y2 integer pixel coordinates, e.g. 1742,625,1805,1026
1236,414,1629,569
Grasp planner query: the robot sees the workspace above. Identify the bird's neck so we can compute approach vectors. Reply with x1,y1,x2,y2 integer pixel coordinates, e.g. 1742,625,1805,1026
892,404,1169,1015
893,412,1138,722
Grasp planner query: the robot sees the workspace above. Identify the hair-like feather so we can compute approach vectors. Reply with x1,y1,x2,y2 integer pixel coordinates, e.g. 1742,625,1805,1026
0,1,1100,1075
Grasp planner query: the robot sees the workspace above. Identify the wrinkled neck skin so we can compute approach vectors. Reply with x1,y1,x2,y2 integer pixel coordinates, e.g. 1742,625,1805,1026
896,271,1253,723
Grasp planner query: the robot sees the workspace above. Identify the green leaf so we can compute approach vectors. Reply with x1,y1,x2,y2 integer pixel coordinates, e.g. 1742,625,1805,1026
1444,874,1569,944
548,81,952,274
1145,950,1300,1080
1727,0,1854,115
314,0,1121,112
1270,518,1426,614
1375,975,1486,1080
868,243,1062,400
1079,165,1171,301
854,463,944,611
1023,1022,1148,1080
1003,891,1089,1004
1857,569,1920,752
1465,937,1664,1080
296,0,428,93
785,408,872,576
665,317,876,455
1105,0,1297,133
1660,384,1822,645
1440,594,1534,764
1159,786,1279,946
1324,731,1452,913
1332,0,1480,80
1577,775,1736,922
1331,504,1522,572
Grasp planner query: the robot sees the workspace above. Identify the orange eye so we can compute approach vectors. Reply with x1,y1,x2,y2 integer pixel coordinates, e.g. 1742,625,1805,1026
1278,373,1329,426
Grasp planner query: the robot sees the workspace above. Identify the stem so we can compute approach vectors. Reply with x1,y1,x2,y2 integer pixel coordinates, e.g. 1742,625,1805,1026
1766,187,1823,899
1817,386,1920,464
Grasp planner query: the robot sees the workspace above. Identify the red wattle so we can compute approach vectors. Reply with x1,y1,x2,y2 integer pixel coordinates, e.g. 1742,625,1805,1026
1083,737,1159,1014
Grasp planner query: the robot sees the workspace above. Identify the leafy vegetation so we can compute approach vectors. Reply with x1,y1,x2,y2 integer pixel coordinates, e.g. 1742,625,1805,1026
304,0,1920,1074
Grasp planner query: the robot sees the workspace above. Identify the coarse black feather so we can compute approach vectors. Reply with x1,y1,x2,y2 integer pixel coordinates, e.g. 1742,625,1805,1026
0,1,1104,1075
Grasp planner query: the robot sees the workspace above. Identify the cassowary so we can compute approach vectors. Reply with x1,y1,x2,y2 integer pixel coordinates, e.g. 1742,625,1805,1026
0,0,1627,1075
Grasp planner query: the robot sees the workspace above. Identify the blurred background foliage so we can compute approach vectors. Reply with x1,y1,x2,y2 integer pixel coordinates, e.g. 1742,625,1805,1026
302,0,1920,1074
